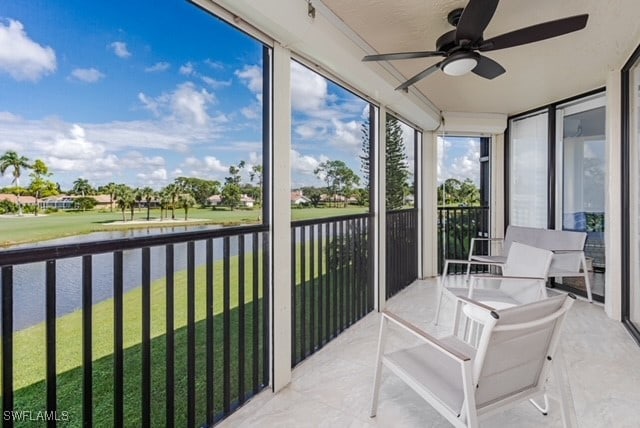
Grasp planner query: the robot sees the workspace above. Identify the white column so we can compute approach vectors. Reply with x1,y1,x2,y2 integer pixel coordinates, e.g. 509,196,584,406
605,70,622,320
421,131,438,277
375,107,387,310
271,43,292,391
491,133,505,248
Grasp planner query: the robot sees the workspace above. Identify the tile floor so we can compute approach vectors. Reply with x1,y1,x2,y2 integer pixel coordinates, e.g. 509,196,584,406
220,279,640,427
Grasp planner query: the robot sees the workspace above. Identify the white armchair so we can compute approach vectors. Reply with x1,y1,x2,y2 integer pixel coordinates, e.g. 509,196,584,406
435,242,554,325
370,293,577,427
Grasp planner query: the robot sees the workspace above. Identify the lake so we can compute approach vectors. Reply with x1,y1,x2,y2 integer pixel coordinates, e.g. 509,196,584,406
2,225,260,331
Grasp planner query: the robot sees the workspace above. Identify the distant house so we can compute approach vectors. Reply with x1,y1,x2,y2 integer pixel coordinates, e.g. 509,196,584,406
39,195,76,210
240,194,255,208
207,194,255,208
207,195,222,206
291,191,310,205
92,194,113,209
0,193,36,206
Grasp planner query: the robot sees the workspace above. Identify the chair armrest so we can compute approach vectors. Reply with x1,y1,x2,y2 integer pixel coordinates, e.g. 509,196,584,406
444,259,505,266
469,237,504,258
551,250,584,254
382,311,471,362
455,295,500,315
469,274,546,281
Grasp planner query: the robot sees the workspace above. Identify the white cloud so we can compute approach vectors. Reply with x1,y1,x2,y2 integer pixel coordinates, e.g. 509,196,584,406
178,156,228,180
145,61,170,72
137,168,167,181
241,106,259,120
291,149,323,175
331,119,360,148
0,19,56,81
205,59,224,70
172,82,214,125
0,111,21,122
291,62,327,113
109,41,131,58
200,75,231,89
70,67,105,83
437,137,480,184
139,82,215,126
138,93,160,116
235,65,262,93
204,156,227,173
295,124,321,139
179,62,195,76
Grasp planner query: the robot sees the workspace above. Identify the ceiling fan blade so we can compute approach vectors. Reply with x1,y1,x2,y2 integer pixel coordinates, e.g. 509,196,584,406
480,14,588,52
456,0,500,43
471,55,505,79
396,63,441,90
362,51,445,62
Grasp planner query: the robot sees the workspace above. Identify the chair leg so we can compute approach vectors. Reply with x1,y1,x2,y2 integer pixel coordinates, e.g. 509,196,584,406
529,394,550,415
581,254,593,303
434,261,450,325
370,316,387,418
434,283,445,326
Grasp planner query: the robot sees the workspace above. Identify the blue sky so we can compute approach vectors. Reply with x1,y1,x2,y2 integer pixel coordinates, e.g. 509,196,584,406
0,0,472,192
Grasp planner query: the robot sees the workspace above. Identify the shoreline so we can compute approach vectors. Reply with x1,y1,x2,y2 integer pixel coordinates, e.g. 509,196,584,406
0,218,256,248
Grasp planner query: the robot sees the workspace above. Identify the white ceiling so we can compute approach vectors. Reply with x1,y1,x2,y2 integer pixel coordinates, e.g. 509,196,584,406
322,0,640,115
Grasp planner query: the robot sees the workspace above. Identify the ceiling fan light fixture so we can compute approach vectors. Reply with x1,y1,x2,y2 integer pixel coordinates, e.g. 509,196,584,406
441,52,479,76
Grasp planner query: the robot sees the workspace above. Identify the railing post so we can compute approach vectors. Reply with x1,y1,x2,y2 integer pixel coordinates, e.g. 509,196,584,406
375,107,387,310
422,131,438,277
271,42,292,392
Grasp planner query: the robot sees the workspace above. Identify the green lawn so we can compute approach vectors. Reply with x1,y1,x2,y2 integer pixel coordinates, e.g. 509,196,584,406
0,206,369,247
12,249,268,427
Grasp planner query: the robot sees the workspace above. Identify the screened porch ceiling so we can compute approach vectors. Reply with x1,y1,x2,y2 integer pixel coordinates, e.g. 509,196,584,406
322,0,640,114
320,0,640,115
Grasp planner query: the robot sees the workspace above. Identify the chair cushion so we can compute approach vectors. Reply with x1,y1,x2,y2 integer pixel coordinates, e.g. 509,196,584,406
384,337,475,415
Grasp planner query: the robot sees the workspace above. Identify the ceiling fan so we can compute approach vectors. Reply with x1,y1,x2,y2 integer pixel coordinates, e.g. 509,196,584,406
362,0,588,91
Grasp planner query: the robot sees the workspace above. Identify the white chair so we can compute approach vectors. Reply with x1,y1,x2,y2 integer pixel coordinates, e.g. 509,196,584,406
435,242,554,325
467,225,592,302
370,293,577,428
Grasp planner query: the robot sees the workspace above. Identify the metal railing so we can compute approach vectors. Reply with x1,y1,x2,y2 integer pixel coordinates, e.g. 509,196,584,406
385,209,418,299
437,206,490,274
290,214,373,366
0,225,269,426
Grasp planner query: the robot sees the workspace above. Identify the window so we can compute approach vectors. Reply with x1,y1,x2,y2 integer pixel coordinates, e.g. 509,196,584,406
509,112,549,228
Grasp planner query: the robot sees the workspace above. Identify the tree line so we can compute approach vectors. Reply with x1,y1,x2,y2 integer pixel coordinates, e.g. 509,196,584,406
0,150,265,219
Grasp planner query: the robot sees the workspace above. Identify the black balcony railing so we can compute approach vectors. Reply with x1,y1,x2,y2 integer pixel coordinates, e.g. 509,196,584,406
385,209,418,299
291,214,373,367
0,225,269,427
437,206,490,274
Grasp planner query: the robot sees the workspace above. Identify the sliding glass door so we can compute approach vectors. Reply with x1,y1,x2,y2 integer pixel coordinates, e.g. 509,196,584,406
624,50,640,339
556,95,606,300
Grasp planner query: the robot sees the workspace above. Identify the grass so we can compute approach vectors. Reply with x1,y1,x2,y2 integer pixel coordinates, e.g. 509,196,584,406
10,249,267,427
0,206,368,247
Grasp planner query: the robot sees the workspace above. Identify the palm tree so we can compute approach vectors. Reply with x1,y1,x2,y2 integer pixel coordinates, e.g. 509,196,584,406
0,150,30,216
159,193,171,221
141,187,155,221
164,184,179,220
115,185,133,222
249,164,263,206
72,178,93,197
102,182,117,212
178,193,196,220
